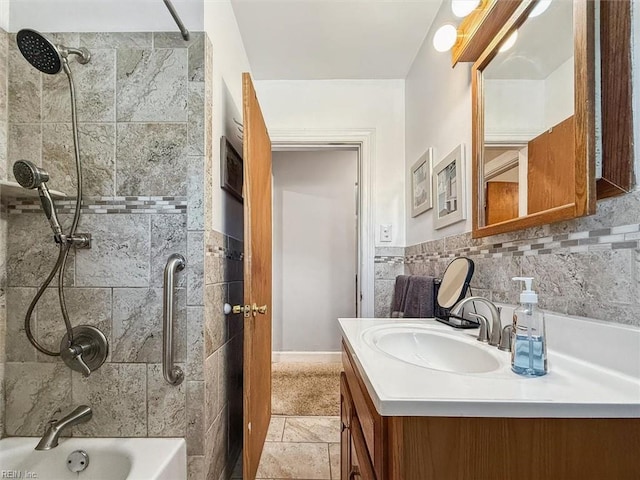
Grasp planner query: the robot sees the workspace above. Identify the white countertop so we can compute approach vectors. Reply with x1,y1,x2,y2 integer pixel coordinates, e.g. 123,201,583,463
339,318,640,418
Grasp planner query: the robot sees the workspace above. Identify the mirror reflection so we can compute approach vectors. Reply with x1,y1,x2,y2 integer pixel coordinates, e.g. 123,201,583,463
482,0,574,226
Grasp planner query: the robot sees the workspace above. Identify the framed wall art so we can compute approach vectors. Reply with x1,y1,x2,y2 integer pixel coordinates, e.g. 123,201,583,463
411,148,433,217
433,144,466,229
220,136,243,202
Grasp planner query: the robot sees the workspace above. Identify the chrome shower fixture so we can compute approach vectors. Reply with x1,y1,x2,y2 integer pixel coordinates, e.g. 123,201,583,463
16,29,90,75
13,158,49,189
15,28,103,376
13,160,63,240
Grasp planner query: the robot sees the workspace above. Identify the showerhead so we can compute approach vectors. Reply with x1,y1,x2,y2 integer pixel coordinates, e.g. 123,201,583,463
16,29,91,75
13,160,63,239
13,160,50,189
16,29,63,74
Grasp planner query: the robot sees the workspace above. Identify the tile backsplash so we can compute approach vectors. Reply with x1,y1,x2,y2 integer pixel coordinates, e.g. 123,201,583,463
376,189,640,327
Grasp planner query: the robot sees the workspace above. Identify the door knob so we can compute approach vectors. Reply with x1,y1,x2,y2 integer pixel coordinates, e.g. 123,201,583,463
252,304,268,315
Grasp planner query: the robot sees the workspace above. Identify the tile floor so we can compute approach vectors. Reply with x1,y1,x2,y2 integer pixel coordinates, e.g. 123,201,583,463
231,415,341,479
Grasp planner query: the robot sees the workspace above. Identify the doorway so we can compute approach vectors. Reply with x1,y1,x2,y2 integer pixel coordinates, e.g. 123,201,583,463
252,147,357,479
272,148,359,359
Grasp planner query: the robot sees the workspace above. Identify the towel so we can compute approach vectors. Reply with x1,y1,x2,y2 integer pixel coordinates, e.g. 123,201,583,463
403,275,435,318
390,275,410,317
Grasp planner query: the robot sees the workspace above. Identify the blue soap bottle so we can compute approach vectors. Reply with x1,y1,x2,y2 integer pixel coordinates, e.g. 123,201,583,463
511,277,547,377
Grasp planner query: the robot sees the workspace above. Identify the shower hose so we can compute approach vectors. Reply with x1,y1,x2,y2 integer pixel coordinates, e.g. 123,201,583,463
24,61,84,356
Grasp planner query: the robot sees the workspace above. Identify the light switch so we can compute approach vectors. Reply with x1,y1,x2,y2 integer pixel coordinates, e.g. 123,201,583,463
380,224,392,242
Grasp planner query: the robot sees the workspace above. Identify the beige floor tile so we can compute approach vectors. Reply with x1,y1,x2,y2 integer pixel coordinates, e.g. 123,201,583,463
256,442,331,479
328,443,340,480
267,416,287,442
282,416,341,443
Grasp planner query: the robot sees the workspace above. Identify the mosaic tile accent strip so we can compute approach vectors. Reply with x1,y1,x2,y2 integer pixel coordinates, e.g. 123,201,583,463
405,223,640,264
7,196,187,215
206,243,244,262
374,256,405,264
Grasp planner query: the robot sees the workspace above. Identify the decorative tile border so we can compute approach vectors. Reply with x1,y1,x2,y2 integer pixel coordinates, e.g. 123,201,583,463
206,244,244,262
7,196,188,215
374,256,405,264
405,223,640,264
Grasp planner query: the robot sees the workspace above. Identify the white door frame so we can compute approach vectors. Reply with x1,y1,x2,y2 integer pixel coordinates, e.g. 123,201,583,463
270,128,376,318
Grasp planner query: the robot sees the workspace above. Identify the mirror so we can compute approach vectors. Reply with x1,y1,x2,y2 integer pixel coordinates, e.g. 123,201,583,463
435,257,475,328
472,0,596,238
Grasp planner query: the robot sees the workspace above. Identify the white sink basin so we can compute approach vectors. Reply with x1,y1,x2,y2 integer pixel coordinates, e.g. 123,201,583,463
362,324,502,374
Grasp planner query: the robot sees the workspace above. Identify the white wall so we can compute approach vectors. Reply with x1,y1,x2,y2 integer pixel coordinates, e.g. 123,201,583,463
0,0,9,31
255,79,406,247
204,0,251,240
405,1,473,246
8,0,203,32
544,57,574,128
484,79,545,141
272,150,357,352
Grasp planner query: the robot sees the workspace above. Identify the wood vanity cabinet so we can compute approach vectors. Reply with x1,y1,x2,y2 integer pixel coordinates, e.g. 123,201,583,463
341,342,640,480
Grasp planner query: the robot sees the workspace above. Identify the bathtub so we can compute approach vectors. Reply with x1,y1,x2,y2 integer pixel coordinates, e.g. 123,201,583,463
0,437,186,480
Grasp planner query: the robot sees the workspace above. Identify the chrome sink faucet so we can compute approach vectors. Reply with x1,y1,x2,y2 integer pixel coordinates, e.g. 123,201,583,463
450,297,503,347
36,406,92,450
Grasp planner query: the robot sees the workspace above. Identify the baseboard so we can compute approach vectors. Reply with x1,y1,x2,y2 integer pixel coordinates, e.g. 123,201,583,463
272,351,342,363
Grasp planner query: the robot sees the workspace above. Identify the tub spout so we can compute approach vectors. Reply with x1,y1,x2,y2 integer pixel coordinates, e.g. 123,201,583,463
35,405,92,450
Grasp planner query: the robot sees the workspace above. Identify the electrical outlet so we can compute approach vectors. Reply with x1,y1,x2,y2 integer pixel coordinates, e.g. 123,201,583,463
380,224,392,242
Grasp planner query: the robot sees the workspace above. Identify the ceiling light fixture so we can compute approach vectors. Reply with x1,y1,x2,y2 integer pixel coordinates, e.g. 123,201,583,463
529,0,552,18
451,0,481,18
499,30,518,52
433,24,459,53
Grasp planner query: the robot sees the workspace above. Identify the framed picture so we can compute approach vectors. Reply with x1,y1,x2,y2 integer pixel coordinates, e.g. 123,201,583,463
433,144,466,229
411,148,433,217
220,136,243,202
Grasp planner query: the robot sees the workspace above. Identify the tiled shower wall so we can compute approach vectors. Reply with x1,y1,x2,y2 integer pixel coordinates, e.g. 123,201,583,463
396,188,640,327
0,26,8,438
0,31,231,479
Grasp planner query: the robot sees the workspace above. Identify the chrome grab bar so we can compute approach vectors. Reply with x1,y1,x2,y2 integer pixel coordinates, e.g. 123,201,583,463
162,0,190,41
163,253,185,386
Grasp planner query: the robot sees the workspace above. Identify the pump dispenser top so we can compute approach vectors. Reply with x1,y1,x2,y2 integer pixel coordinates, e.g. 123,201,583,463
512,277,538,304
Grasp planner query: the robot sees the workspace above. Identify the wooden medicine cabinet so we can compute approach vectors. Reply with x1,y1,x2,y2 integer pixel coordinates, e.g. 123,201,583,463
471,0,633,238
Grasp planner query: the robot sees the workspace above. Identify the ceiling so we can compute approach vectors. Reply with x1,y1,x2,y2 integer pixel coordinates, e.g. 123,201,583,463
231,0,443,80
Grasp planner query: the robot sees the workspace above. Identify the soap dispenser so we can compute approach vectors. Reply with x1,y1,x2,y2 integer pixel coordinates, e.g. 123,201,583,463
511,277,547,377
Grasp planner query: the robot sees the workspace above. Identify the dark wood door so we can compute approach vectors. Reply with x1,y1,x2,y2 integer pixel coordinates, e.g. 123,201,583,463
242,72,273,480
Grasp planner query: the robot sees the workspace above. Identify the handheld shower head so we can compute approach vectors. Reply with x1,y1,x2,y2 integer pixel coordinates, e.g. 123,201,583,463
13,160,50,189
16,29,90,75
13,160,63,240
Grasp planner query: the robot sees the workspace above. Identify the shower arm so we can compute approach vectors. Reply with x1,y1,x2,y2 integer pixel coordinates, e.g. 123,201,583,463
163,0,190,41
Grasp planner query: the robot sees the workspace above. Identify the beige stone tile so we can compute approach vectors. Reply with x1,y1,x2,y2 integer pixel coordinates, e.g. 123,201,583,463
72,363,147,437
329,443,340,480
256,442,330,479
187,455,204,480
266,416,286,442
282,417,341,443
147,363,186,437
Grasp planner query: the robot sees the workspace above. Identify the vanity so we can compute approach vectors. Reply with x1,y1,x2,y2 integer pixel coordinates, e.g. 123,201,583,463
339,317,640,480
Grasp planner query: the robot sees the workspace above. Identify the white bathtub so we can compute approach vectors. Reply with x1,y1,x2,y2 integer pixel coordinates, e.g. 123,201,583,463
0,437,186,480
